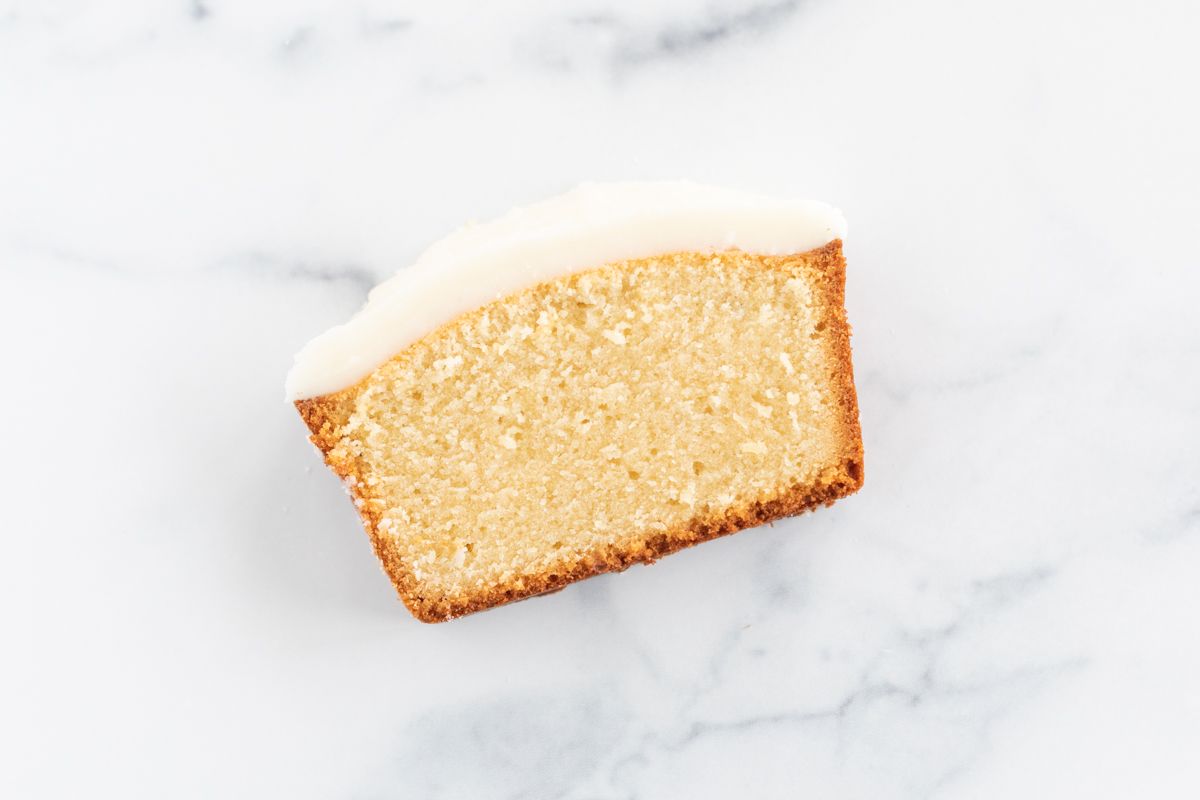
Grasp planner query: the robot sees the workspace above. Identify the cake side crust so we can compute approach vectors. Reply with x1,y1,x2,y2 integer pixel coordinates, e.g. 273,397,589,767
295,240,863,623
810,239,865,487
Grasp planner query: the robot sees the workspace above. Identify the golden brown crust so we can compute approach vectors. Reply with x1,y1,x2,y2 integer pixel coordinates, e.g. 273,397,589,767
809,240,865,487
402,463,862,622
295,390,356,456
294,240,863,623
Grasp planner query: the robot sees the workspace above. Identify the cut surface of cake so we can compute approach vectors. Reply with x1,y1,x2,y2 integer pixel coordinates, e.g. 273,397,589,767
288,182,863,622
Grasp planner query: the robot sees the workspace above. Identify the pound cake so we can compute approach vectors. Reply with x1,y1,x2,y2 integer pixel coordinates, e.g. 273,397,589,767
288,182,863,622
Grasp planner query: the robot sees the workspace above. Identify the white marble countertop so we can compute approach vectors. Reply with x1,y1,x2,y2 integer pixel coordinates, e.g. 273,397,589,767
4,1,1199,797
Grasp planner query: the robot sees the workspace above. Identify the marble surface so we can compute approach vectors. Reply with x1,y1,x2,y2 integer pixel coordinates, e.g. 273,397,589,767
4,0,1199,797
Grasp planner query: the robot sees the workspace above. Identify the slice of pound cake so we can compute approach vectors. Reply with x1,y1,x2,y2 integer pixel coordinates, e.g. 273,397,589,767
288,182,863,622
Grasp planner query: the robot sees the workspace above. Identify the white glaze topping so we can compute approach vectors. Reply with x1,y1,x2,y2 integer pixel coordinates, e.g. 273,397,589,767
286,181,846,400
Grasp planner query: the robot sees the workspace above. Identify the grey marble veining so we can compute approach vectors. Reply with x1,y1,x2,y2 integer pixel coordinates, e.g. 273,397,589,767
3,0,1199,797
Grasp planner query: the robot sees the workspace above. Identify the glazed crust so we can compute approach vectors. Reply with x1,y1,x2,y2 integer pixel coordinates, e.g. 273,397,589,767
295,240,863,623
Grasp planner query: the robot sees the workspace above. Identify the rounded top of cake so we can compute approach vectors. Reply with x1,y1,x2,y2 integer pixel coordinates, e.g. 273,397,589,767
286,181,847,400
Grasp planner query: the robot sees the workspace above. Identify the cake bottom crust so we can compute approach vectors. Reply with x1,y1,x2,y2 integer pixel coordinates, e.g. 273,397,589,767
401,463,861,622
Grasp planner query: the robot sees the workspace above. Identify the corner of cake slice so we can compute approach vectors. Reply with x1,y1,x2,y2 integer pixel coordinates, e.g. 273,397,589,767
288,182,863,622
